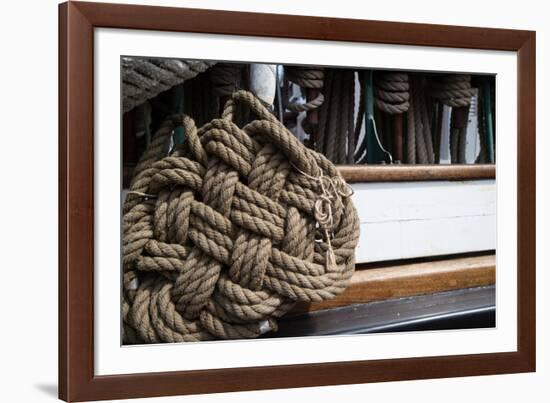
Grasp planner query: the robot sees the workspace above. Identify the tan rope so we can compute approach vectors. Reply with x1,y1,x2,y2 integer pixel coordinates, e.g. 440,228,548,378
122,90,360,343
405,98,416,164
210,63,246,97
431,74,476,108
374,72,410,115
316,69,356,164
431,75,475,163
409,75,434,164
373,72,409,162
476,90,488,163
122,58,215,113
286,67,325,112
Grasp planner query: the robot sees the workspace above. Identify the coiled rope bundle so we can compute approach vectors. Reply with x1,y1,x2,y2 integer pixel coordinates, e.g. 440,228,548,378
122,57,216,113
122,90,360,343
316,69,356,164
286,67,325,112
372,72,410,163
374,72,410,115
431,74,476,163
430,74,476,108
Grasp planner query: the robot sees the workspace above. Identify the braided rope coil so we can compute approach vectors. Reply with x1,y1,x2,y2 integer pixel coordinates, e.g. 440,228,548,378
122,90,360,343
374,72,410,114
122,57,216,113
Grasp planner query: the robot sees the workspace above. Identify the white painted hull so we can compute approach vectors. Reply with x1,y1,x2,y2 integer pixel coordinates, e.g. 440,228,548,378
352,179,496,263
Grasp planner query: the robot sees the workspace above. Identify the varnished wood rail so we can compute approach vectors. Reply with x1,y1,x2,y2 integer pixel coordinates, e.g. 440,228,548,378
292,253,495,314
124,164,496,188
338,164,495,183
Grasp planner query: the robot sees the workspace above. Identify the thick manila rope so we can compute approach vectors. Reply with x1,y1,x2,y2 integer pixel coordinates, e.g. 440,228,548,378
122,90,360,343
122,57,216,113
210,63,246,97
409,75,434,164
316,69,356,164
286,66,326,150
373,72,410,163
430,74,476,108
431,74,476,163
286,67,325,113
374,72,410,115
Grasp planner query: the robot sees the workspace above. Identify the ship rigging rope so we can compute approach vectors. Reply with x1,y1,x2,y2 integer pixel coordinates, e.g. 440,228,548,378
122,57,215,113
316,69,356,164
374,72,410,115
431,74,476,108
122,90,360,343
431,74,476,163
210,63,246,97
411,75,435,164
286,67,325,112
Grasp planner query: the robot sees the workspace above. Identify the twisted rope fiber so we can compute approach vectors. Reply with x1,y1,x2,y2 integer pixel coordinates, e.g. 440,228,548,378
286,67,325,112
431,75,475,163
475,90,489,163
122,90,360,343
316,69,356,164
431,74,476,108
210,63,250,125
374,73,410,115
409,75,434,164
122,57,215,113
210,63,246,97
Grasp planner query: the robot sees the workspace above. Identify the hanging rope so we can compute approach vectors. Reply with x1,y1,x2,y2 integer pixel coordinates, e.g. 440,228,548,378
373,72,409,162
316,69,356,164
476,88,489,163
210,63,246,97
286,67,326,148
122,57,215,113
122,90,360,343
374,72,410,114
406,95,416,164
286,67,325,112
210,63,249,125
431,74,476,108
431,74,476,163
409,75,434,164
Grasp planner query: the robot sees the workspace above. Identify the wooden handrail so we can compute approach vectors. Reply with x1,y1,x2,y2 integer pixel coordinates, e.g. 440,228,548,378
338,164,495,183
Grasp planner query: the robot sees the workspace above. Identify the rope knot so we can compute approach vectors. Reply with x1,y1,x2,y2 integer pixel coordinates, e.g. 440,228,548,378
122,90,360,343
314,195,333,229
292,158,354,273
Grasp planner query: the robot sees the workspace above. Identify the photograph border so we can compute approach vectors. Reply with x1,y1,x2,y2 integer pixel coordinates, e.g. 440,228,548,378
59,1,535,401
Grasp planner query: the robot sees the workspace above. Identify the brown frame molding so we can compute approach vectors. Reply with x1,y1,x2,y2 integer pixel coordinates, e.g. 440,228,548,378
59,2,535,401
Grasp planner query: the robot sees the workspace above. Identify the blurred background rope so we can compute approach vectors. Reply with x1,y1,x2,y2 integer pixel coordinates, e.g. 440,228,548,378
122,57,215,113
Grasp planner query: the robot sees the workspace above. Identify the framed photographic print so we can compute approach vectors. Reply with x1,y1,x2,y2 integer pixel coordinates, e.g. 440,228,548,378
59,1,536,401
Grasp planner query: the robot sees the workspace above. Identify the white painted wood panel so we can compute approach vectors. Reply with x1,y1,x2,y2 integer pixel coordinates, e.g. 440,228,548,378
352,180,496,263
123,180,496,264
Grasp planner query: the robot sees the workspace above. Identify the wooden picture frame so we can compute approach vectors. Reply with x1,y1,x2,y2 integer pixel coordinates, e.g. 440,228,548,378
59,1,536,401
